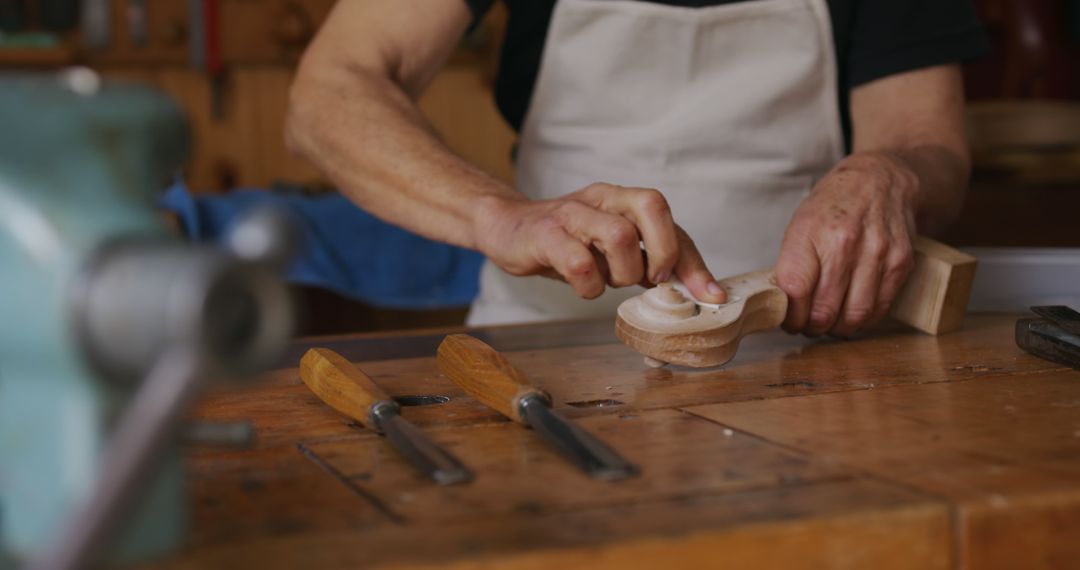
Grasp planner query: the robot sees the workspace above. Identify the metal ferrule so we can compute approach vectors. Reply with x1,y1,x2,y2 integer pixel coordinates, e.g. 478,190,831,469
369,400,403,433
517,392,552,417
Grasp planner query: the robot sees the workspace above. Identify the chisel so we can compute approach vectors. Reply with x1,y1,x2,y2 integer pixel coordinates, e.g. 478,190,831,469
436,334,639,481
300,348,472,485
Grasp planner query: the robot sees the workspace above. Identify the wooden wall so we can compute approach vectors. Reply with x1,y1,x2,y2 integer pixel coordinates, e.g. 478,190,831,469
3,0,516,193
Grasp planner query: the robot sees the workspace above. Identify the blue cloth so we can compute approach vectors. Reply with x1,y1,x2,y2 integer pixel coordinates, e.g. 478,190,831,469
160,182,484,309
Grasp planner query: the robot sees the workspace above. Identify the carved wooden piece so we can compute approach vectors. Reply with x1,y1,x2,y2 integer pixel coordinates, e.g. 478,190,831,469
616,238,978,368
615,270,787,368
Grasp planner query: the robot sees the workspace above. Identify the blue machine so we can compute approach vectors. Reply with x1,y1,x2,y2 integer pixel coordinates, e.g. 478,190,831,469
0,70,294,568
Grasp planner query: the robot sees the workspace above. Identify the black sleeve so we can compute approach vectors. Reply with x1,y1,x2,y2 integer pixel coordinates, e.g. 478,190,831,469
846,0,990,88
464,0,496,23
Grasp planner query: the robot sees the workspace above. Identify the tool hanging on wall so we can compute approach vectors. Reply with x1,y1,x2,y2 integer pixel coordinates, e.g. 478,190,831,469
189,0,225,119
300,348,473,485
81,0,109,49
437,335,639,481
128,0,147,47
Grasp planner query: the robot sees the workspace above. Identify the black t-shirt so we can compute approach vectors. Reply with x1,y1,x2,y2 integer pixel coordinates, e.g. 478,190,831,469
465,0,989,146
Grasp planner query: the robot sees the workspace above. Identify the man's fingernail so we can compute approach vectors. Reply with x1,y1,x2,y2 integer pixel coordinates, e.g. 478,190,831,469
655,270,671,284
707,282,725,299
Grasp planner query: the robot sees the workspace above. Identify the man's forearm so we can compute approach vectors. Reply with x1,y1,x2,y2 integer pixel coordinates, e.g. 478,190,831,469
848,64,971,237
859,144,970,236
890,145,969,235
286,63,521,251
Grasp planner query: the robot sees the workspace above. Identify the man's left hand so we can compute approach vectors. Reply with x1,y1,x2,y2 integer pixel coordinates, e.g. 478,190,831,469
775,152,919,337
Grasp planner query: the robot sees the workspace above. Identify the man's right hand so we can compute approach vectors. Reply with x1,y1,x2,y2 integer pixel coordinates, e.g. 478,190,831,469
473,183,727,304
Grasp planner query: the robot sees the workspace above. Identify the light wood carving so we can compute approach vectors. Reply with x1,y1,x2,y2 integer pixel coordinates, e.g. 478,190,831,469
615,237,978,368
615,270,787,369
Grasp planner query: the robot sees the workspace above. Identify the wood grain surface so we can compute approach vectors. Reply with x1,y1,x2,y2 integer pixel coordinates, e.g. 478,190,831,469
165,314,1078,569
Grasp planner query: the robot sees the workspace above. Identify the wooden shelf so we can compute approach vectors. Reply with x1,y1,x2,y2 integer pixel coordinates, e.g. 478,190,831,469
0,45,77,68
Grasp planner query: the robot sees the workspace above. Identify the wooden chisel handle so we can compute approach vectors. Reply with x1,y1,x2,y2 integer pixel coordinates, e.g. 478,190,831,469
300,348,392,429
437,334,548,424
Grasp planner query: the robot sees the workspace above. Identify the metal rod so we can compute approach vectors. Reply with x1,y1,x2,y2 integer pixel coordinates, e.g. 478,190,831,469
376,408,473,486
26,348,204,570
182,421,256,448
519,396,639,481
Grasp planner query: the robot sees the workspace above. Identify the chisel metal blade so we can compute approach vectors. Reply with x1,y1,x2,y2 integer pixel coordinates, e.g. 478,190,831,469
519,395,639,481
375,405,473,486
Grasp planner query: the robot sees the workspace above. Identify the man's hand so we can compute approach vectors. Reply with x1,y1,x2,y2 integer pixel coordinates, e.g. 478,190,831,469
474,183,727,304
775,152,918,337
775,64,971,337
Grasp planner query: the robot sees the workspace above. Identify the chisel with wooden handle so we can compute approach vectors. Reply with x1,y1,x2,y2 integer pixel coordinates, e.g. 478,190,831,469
436,334,639,481
300,348,472,485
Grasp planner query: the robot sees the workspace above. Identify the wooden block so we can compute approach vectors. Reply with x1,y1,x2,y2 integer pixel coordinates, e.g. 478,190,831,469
890,237,978,335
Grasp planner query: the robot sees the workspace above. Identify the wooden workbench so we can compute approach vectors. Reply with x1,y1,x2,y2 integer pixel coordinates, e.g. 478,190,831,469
166,315,1080,569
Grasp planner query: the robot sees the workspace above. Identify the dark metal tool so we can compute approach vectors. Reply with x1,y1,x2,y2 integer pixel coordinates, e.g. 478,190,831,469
1017,306,1080,370
128,0,148,47
437,334,639,481
300,348,473,485
1031,306,1080,336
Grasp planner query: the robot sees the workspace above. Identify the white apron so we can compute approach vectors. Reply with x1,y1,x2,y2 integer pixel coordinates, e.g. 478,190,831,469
468,0,845,326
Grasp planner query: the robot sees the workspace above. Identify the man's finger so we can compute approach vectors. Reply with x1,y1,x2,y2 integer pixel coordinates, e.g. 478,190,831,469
830,250,882,337
537,227,605,299
804,246,855,337
592,187,680,284
672,226,726,304
555,201,645,288
871,239,916,322
775,235,820,334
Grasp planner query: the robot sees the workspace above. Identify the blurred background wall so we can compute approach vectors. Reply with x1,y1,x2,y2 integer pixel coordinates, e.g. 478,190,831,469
952,0,1080,248
0,0,515,192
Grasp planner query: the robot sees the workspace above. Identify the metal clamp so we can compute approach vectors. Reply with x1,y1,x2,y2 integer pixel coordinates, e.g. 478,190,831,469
1016,306,1080,370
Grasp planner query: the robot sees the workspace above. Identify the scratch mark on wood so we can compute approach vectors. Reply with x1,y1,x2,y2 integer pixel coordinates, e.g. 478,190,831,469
296,442,406,525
